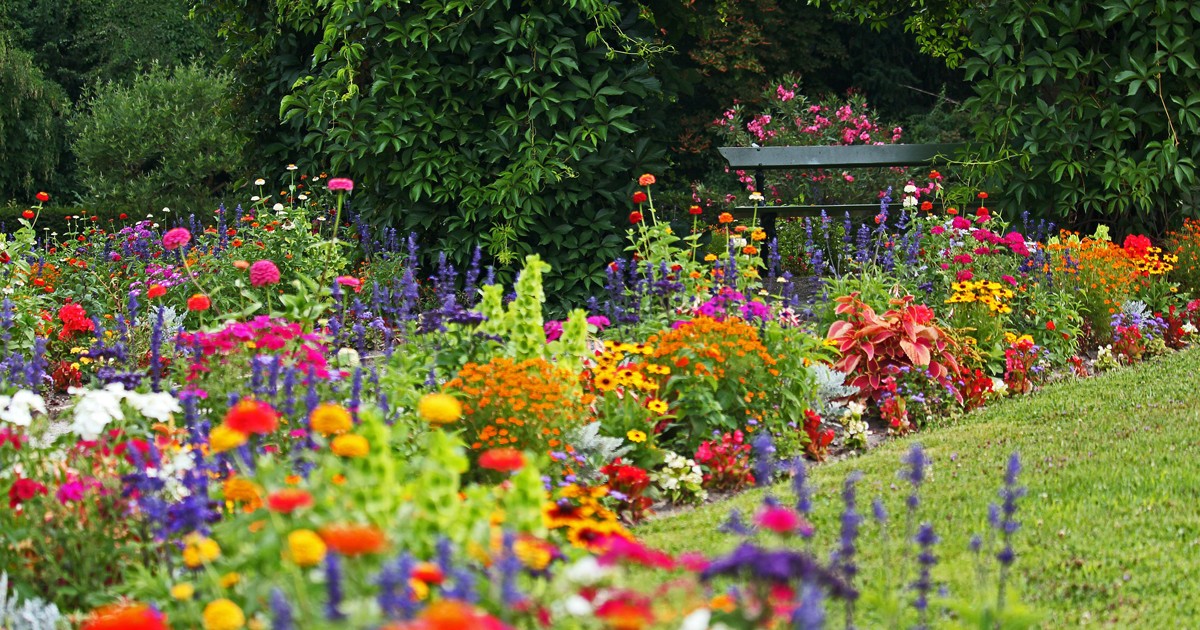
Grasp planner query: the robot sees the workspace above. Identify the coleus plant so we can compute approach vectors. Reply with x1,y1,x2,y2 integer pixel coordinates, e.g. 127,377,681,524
826,293,960,400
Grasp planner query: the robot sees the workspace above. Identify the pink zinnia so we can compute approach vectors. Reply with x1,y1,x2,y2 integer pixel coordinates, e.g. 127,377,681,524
335,275,361,289
248,260,281,287
956,269,974,281
56,480,86,504
1001,274,1017,286
327,178,354,192
951,216,971,230
162,227,191,250
756,505,812,535
930,225,945,235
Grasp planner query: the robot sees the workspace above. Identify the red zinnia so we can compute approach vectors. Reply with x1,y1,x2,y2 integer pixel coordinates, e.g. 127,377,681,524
919,201,933,211
22,210,34,220
8,477,48,508
629,211,643,224
223,399,279,435
631,191,648,204
267,488,314,514
81,602,168,630
478,448,525,472
119,213,128,220
36,191,49,202
187,294,211,311
411,561,445,585
638,173,656,186
688,205,702,215
977,191,988,199
319,524,388,556
147,285,167,299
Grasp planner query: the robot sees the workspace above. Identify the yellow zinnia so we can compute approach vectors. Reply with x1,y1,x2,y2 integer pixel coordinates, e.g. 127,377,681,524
209,424,248,454
330,433,370,458
183,533,221,568
418,393,462,425
309,403,353,436
170,583,195,601
286,529,327,567
203,598,245,630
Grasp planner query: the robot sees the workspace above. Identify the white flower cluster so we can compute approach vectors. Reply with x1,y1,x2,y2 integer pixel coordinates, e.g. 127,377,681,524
651,450,707,505
0,390,47,427
69,383,181,440
841,401,870,451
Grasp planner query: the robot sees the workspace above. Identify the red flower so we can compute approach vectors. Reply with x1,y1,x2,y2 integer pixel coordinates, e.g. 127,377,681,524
479,448,525,472
977,191,989,199
631,191,648,204
319,523,388,556
9,477,48,508
187,294,211,311
919,201,933,212
629,211,643,224
946,207,958,216
1046,320,1056,331
411,561,445,585
22,210,34,220
35,191,49,202
57,302,95,340
688,205,703,215
81,602,168,630
147,285,166,299
638,174,656,186
119,213,128,220
223,399,279,435
267,488,314,513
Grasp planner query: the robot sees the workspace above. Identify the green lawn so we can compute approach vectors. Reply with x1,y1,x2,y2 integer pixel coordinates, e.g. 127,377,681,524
637,349,1200,626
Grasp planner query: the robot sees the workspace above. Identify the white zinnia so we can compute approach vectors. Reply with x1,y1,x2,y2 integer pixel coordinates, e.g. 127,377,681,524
123,391,181,422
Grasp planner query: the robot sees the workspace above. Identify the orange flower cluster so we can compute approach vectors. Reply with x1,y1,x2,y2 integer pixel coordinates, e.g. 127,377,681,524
1049,233,1153,317
1168,218,1200,292
444,357,589,451
648,316,778,382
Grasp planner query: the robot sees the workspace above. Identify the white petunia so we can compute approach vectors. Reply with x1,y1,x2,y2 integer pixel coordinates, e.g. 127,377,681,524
124,391,181,422
0,390,47,427
69,385,127,440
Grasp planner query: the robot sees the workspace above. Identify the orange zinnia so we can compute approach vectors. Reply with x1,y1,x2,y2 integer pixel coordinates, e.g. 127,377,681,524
319,523,388,556
223,399,279,435
267,488,314,514
81,602,169,630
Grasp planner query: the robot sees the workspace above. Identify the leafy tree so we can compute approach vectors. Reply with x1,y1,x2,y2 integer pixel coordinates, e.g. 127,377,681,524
204,1,670,306
0,35,70,202
808,0,977,68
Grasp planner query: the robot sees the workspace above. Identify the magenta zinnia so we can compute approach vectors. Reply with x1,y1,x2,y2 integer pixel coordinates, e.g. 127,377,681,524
327,178,354,192
162,227,191,250
248,260,281,287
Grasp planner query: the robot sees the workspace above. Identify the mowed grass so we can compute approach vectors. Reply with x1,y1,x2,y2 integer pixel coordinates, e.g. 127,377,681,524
637,349,1200,626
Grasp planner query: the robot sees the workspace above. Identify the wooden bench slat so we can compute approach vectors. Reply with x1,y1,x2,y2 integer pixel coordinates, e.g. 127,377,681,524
718,143,965,170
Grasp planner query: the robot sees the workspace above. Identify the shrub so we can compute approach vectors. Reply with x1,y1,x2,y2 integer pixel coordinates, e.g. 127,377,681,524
71,63,246,215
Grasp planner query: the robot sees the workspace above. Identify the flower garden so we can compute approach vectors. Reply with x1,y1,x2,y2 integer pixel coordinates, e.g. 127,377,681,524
8,1,1200,628
3,165,1200,629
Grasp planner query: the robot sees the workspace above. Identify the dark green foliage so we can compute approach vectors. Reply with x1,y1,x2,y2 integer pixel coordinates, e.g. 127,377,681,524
962,0,1200,234
0,37,70,202
71,64,247,215
207,1,670,306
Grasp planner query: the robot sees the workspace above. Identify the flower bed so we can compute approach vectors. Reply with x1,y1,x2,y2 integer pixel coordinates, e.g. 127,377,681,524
0,172,1195,628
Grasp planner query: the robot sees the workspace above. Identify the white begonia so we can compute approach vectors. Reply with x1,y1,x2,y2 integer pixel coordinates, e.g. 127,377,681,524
0,390,47,427
123,391,181,422
847,401,866,417
68,384,128,440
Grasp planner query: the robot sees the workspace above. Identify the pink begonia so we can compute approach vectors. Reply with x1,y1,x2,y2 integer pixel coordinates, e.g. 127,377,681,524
327,178,354,192
162,227,191,250
249,260,281,286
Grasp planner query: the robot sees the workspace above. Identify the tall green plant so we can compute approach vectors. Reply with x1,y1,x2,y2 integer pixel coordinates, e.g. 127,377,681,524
0,37,69,201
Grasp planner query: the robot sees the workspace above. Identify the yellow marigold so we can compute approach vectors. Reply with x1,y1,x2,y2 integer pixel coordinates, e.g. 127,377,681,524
286,529,327,567
219,572,241,589
418,393,462,425
209,424,248,454
203,598,245,630
309,403,353,436
170,582,195,601
330,433,369,458
183,533,221,568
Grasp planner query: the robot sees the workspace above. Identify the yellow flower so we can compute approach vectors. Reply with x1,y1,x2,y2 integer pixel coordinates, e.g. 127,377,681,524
704,253,718,262
408,577,430,601
203,598,245,630
309,403,352,436
170,582,195,601
646,399,668,414
418,393,462,425
209,424,248,454
183,533,221,568
223,477,261,503
286,529,327,567
219,572,241,588
750,228,767,241
330,433,369,457
626,430,647,443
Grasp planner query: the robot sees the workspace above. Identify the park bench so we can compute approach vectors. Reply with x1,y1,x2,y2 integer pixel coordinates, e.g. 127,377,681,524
717,143,965,242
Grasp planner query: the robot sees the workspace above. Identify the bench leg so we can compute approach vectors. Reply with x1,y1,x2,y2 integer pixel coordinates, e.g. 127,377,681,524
763,212,778,246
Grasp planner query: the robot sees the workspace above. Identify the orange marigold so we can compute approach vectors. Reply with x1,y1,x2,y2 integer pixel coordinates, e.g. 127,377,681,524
319,523,388,556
